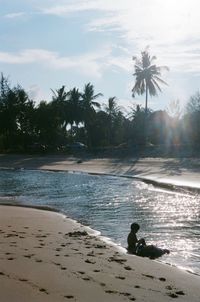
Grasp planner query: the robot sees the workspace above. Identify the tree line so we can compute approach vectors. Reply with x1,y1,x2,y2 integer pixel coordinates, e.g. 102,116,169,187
0,72,200,155
0,47,200,155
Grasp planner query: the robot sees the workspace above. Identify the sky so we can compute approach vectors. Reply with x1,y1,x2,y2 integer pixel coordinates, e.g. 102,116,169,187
1,0,200,114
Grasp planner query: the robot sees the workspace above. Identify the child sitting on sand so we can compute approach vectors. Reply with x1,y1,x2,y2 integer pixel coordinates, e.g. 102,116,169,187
127,222,170,259
127,223,146,254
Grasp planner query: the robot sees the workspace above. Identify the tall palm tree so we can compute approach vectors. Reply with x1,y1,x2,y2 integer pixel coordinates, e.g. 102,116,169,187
104,97,120,145
82,83,102,112
105,97,119,117
132,48,169,114
68,87,82,138
51,85,70,130
51,85,68,103
81,83,103,146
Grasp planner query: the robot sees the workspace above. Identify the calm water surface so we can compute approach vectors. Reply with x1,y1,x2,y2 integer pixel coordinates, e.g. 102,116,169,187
0,169,200,274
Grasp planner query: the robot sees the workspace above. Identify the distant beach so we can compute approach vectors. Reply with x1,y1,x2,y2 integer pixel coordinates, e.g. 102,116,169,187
1,154,200,191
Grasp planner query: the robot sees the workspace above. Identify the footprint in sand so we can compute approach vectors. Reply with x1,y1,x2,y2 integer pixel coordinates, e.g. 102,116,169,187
115,276,126,280
19,278,28,282
105,290,118,294
24,254,35,258
61,267,67,270
167,293,178,298
124,266,132,271
120,292,131,297
120,293,136,301
85,259,96,264
87,252,95,257
53,262,61,266
5,234,18,238
39,288,49,295
94,244,106,249
142,274,154,279
35,259,43,263
82,277,91,281
108,257,127,264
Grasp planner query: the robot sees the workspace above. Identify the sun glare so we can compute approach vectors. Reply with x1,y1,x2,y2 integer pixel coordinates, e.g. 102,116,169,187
156,0,198,37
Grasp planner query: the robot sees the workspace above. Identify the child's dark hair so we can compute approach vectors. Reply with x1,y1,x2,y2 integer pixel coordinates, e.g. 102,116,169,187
131,223,140,232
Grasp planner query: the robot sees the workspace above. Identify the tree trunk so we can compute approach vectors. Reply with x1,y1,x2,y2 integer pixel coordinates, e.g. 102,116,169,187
144,84,148,145
145,85,148,114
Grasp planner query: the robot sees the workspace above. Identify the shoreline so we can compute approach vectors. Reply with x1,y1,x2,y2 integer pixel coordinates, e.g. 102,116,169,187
1,205,200,302
1,154,200,193
0,202,199,278
1,155,200,300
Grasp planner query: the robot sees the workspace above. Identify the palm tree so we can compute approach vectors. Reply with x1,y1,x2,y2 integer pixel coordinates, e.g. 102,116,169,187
51,85,70,130
82,83,102,111
51,85,68,103
105,97,119,116
132,48,169,114
67,87,82,139
81,83,103,147
104,97,120,145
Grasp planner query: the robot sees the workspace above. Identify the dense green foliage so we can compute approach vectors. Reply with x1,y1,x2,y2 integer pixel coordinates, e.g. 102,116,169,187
0,73,199,155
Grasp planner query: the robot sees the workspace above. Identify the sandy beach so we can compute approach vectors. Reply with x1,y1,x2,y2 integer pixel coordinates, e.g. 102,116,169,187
1,205,200,302
1,154,200,301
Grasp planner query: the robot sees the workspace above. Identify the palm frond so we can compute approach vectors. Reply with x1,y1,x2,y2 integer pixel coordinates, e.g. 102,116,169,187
132,48,169,109
154,76,168,86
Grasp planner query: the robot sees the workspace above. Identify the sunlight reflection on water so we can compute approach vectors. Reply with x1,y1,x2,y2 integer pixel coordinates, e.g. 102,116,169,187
0,169,200,274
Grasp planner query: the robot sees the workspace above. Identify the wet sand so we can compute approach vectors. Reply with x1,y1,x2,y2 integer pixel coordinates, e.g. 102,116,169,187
1,205,200,302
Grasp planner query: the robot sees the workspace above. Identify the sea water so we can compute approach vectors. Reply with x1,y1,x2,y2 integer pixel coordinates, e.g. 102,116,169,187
0,169,200,274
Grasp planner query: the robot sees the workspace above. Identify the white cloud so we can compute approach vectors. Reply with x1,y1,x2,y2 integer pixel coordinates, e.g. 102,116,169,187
38,0,200,75
0,47,131,77
4,12,27,19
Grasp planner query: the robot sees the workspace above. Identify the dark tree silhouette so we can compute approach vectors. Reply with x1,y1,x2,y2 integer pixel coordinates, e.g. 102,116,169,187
104,97,120,145
132,48,168,114
81,83,102,147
